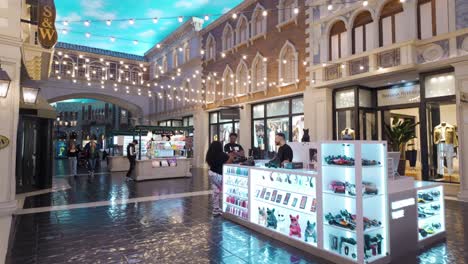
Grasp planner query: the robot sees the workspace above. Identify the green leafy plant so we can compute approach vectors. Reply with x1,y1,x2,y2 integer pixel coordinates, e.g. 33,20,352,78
384,119,419,157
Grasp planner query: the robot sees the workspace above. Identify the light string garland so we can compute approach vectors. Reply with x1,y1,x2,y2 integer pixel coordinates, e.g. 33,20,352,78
56,0,367,46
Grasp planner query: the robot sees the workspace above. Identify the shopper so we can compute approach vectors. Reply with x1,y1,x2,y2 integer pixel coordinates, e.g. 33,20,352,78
224,133,245,158
68,142,79,177
274,132,293,167
85,139,99,177
206,141,234,216
126,140,138,181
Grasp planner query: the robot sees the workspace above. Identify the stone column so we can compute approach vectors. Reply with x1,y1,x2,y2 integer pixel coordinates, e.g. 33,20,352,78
192,108,208,168
303,87,333,141
239,103,251,154
453,61,468,202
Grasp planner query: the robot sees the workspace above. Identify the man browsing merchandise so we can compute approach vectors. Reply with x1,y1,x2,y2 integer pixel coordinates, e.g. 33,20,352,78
224,133,245,158
274,132,293,167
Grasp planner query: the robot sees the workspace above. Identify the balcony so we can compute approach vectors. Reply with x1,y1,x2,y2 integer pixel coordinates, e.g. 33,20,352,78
312,28,468,88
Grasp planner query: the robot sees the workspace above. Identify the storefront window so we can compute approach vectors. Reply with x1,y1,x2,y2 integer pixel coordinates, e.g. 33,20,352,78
252,96,304,159
335,89,355,109
336,110,355,139
359,89,372,108
253,104,265,118
266,100,289,117
425,73,455,98
209,111,239,145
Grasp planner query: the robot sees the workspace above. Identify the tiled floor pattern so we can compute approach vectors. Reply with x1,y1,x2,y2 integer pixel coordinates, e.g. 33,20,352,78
6,161,468,264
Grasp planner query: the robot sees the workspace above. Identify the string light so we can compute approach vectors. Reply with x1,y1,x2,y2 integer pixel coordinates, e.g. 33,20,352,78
204,15,210,21
262,10,268,17
178,16,183,23
363,1,368,6
129,19,135,25
85,32,91,38
84,20,90,26
293,7,299,14
232,13,238,19
328,4,333,10
106,19,112,26
63,20,69,26
153,17,159,23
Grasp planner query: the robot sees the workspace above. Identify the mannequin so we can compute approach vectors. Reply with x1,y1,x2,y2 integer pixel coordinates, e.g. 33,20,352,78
433,122,458,176
341,128,356,140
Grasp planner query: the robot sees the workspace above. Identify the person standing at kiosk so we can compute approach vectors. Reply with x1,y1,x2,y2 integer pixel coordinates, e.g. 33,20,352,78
274,133,293,167
224,133,245,161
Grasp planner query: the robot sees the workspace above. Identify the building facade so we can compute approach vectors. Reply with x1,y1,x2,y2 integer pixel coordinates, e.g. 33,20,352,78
305,0,468,199
201,0,308,159
146,18,206,167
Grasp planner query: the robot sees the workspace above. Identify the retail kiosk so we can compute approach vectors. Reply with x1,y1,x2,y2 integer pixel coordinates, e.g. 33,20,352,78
222,141,445,264
107,126,193,180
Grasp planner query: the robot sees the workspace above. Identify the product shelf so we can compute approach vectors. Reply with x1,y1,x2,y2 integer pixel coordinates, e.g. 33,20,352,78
225,192,248,199
224,182,248,189
223,202,248,211
254,197,316,217
323,190,384,199
323,223,383,234
255,184,314,197
224,173,249,178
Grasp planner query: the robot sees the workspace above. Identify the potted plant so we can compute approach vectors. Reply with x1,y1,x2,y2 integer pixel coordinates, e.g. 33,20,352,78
384,119,419,176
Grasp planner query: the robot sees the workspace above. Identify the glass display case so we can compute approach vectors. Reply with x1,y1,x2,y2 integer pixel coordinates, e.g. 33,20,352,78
416,185,445,241
150,141,186,158
223,165,250,220
320,142,389,263
250,168,318,247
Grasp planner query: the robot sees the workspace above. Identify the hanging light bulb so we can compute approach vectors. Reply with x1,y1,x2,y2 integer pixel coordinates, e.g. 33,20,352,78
200,49,205,55
153,17,159,23
204,15,209,21
363,1,369,6
294,7,299,14
61,29,68,35
63,20,69,26
262,10,268,17
85,32,91,38
156,44,161,48
232,13,238,19
84,20,90,26
129,19,135,25
133,40,139,45
106,19,112,26
109,36,116,42
178,16,183,23
328,4,333,11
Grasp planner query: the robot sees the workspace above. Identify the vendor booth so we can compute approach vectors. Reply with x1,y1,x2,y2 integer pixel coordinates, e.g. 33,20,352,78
107,126,193,180
222,141,445,264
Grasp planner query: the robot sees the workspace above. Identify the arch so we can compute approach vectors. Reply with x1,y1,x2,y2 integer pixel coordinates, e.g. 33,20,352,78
251,52,267,92
236,14,250,44
205,74,217,103
351,10,374,54
236,60,249,96
279,0,298,23
205,33,216,60
222,23,234,51
329,20,347,60
378,0,404,46
278,41,298,85
48,93,143,118
251,3,267,36
222,65,234,99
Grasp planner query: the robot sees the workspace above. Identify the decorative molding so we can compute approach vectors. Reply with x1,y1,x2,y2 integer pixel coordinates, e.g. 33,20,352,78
0,201,16,217
421,43,444,62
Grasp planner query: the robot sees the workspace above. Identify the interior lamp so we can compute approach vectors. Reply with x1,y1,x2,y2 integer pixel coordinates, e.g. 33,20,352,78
0,65,11,98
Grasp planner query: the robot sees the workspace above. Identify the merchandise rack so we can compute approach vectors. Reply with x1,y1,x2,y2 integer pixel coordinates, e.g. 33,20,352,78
221,141,392,264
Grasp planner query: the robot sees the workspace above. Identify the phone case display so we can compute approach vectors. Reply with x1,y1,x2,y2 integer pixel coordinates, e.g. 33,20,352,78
320,142,389,263
250,168,318,246
223,165,249,220
151,141,186,158
417,185,445,241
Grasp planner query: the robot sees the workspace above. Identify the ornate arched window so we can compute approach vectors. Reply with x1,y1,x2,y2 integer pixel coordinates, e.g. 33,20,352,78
329,20,347,60
279,0,298,24
379,0,404,46
251,53,267,92
205,34,216,60
222,66,234,99
236,60,249,96
206,74,216,103
222,23,234,51
352,11,373,54
279,41,298,85
236,15,249,45
418,0,449,39
251,4,267,36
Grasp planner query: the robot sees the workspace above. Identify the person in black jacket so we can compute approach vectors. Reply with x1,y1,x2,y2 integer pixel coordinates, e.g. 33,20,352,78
126,140,138,181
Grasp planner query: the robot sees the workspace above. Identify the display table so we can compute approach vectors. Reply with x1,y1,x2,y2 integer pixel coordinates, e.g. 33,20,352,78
132,157,192,181
222,141,445,264
107,156,130,172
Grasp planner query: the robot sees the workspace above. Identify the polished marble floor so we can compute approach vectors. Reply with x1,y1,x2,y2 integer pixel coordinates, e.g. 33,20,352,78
6,161,468,264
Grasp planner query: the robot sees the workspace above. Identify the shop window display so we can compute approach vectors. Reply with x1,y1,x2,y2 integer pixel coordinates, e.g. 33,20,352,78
209,111,239,145
252,96,304,159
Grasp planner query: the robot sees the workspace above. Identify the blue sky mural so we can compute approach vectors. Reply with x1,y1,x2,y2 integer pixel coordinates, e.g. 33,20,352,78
55,0,243,55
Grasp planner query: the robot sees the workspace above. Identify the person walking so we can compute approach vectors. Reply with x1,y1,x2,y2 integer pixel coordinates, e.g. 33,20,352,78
68,142,79,177
206,141,234,216
126,140,138,181
85,139,99,177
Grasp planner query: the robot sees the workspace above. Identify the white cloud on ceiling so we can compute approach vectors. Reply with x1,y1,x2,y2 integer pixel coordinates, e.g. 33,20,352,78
80,0,117,20
138,29,156,38
146,8,163,18
174,0,209,8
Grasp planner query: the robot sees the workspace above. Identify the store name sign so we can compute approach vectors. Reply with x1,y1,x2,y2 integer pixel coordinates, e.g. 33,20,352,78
0,135,9,150
391,198,415,210
37,0,58,49
378,84,420,106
